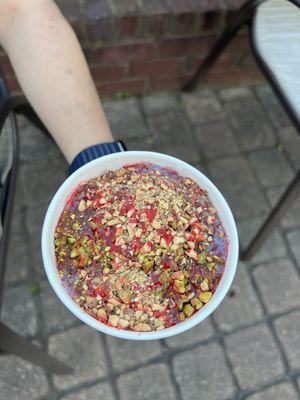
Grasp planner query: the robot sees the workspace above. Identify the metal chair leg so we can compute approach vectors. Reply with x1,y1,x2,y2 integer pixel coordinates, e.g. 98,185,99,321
183,0,265,91
0,322,73,375
242,171,300,260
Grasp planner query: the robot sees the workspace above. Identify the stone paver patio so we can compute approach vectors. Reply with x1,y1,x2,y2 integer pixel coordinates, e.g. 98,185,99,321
1,84,300,400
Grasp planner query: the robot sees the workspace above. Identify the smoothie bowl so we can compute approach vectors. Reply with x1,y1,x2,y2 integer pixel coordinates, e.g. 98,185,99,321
42,151,239,340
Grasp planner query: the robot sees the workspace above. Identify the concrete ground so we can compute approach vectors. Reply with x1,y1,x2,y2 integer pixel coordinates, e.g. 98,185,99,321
1,85,300,400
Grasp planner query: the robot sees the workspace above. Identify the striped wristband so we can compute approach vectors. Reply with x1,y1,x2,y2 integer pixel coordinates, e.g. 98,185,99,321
68,141,126,175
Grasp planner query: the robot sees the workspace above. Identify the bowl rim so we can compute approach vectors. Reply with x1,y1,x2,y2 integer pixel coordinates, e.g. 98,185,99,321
41,151,239,340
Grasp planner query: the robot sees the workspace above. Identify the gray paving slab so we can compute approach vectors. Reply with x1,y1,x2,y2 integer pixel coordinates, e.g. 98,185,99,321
274,310,300,371
247,148,294,188
253,258,300,314
195,121,239,160
286,229,300,268
214,262,263,332
266,186,300,229
0,355,48,400
255,85,291,129
219,86,253,102
142,92,181,115
39,280,78,334
224,95,276,151
2,284,38,337
277,126,300,170
21,157,67,207
247,382,298,400
182,90,226,125
125,136,155,151
117,363,177,400
18,122,61,162
207,156,269,219
237,216,287,264
225,324,285,390
61,382,115,400
174,342,236,400
165,317,214,349
49,325,107,390
26,201,49,280
5,233,30,285
107,336,163,372
103,98,148,139
147,110,201,164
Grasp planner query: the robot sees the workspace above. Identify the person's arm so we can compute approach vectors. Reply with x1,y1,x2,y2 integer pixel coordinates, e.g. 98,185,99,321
0,0,115,164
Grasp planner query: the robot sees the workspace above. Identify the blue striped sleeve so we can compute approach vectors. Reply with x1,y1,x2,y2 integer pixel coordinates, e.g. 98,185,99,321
68,141,126,175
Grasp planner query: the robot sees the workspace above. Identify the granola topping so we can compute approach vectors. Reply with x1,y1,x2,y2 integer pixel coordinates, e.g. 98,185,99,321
54,163,228,331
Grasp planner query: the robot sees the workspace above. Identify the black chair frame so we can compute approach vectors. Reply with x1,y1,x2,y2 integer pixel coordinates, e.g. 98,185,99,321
183,0,300,260
0,92,72,375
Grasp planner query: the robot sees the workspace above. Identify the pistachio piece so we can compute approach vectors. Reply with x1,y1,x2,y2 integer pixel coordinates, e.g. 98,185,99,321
70,248,80,258
191,298,203,310
178,312,185,321
185,249,198,260
198,253,206,265
143,260,154,274
207,262,215,271
173,279,186,294
199,291,213,303
200,279,210,291
68,237,76,245
171,271,184,280
183,304,194,318
97,308,108,322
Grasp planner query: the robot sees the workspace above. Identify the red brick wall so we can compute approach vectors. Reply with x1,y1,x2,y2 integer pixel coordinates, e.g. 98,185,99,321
0,0,263,97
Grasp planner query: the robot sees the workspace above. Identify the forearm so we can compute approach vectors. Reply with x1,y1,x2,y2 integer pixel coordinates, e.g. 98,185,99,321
0,0,114,163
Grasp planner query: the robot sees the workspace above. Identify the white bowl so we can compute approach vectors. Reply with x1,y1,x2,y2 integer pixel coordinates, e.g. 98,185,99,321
42,151,239,340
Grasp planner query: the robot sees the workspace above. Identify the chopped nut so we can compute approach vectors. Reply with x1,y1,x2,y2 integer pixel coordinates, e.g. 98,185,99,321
160,238,168,248
183,304,194,317
78,199,86,212
191,298,203,310
173,279,186,293
152,220,161,229
199,291,213,303
198,253,206,264
118,319,130,329
97,308,108,322
143,260,154,274
171,271,184,280
186,249,198,260
134,323,151,332
108,315,119,327
200,279,209,291
178,312,185,321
